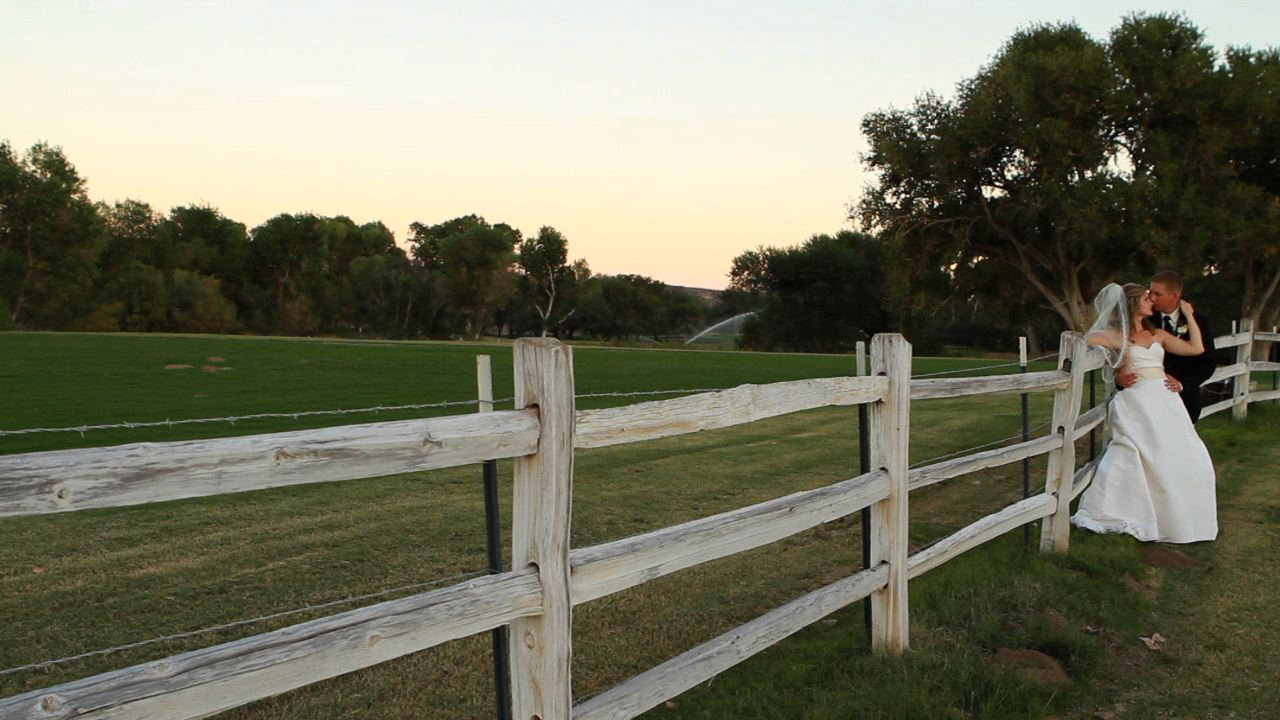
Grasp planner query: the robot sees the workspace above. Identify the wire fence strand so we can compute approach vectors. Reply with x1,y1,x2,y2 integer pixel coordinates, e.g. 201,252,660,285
0,355,1062,440
0,570,489,678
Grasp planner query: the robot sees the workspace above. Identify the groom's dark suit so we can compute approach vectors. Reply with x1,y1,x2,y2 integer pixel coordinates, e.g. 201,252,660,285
1159,309,1216,423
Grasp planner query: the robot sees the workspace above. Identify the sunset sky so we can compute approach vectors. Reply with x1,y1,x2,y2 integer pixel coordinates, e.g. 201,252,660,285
4,1,1277,289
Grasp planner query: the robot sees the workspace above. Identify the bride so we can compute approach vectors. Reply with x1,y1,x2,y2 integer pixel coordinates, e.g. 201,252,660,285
1071,283,1218,543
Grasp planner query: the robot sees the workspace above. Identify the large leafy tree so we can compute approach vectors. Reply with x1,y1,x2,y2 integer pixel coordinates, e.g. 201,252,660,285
0,141,103,328
859,23,1128,331
409,215,519,340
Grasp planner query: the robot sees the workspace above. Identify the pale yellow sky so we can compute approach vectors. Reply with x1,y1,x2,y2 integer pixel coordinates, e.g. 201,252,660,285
4,1,1276,288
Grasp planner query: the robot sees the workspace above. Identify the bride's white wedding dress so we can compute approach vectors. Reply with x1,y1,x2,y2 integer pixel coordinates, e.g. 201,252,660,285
1072,341,1218,543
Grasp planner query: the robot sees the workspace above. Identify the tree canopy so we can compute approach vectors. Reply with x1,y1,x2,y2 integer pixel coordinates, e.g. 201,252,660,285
858,13,1280,332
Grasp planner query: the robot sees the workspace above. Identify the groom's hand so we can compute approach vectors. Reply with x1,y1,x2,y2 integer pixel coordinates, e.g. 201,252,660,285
1165,374,1183,393
1116,369,1137,388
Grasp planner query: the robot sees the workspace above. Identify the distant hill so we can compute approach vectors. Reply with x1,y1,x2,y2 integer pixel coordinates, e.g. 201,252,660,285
672,286,723,304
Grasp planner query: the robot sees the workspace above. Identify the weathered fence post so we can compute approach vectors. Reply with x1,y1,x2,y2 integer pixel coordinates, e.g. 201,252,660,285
868,333,911,654
1040,332,1088,553
1233,319,1253,421
510,338,575,720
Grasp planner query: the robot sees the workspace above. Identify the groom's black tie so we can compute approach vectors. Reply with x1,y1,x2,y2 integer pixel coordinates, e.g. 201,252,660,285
1163,314,1175,333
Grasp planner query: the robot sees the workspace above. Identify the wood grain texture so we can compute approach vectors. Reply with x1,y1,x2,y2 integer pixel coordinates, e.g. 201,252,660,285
0,568,541,720
869,334,911,655
570,471,890,605
1214,331,1253,349
571,564,890,720
1205,362,1249,385
1249,361,1280,373
1248,389,1280,403
907,435,1058,492
1201,396,1236,418
1254,331,1280,343
1070,458,1102,502
509,338,577,720
1040,333,1088,553
907,494,1057,580
909,370,1066,401
574,376,888,449
0,411,540,518
1072,404,1108,442
1233,320,1254,420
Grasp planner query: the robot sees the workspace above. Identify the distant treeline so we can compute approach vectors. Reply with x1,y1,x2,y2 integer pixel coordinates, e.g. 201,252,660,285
0,141,728,341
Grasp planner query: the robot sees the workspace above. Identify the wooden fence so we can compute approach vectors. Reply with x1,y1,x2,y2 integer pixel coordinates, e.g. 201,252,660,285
1,327,1276,720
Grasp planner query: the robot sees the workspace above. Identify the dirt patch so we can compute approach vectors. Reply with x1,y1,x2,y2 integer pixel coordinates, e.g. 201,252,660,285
200,365,233,373
991,648,1070,684
1139,546,1198,569
206,356,226,363
1037,608,1069,632
163,364,193,370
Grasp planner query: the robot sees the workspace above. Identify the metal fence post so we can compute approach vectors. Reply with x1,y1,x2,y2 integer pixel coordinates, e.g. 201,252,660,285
477,355,512,720
1019,337,1030,551
855,340,872,641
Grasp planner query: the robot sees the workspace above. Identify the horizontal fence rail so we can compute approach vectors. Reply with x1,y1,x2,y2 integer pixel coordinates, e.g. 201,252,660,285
0,568,543,720
907,493,1057,580
908,435,1059,491
909,370,1065,401
0,411,540,518
575,376,888,449
570,470,890,604
3,325,1275,720
572,563,891,720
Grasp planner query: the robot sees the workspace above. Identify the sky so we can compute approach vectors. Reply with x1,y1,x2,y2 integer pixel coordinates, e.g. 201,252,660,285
4,1,1278,289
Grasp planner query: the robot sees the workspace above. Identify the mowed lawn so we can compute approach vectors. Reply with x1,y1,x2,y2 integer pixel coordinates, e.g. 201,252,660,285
4,331,1272,718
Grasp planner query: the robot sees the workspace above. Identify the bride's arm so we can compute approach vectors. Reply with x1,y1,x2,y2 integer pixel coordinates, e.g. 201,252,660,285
1156,300,1205,356
1087,328,1122,350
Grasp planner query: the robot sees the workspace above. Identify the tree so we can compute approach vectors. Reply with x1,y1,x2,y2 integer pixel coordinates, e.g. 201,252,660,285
1209,47,1280,331
858,23,1133,331
732,232,889,353
0,141,103,328
246,214,329,334
409,215,519,340
516,226,582,336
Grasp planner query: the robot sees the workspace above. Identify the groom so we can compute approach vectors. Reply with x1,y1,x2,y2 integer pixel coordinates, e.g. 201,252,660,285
1119,271,1217,423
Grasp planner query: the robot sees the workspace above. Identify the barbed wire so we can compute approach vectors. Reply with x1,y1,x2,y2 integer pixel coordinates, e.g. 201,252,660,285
0,569,489,678
0,399,515,438
0,357,1064,440
913,353,1059,379
909,421,1053,469
575,387,730,400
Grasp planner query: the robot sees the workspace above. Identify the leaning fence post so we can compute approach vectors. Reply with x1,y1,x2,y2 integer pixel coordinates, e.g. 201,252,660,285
510,338,575,720
1233,319,1253,421
868,333,911,655
1040,332,1087,553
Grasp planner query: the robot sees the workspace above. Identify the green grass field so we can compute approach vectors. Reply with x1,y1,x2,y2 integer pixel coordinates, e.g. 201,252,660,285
1,332,1274,719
